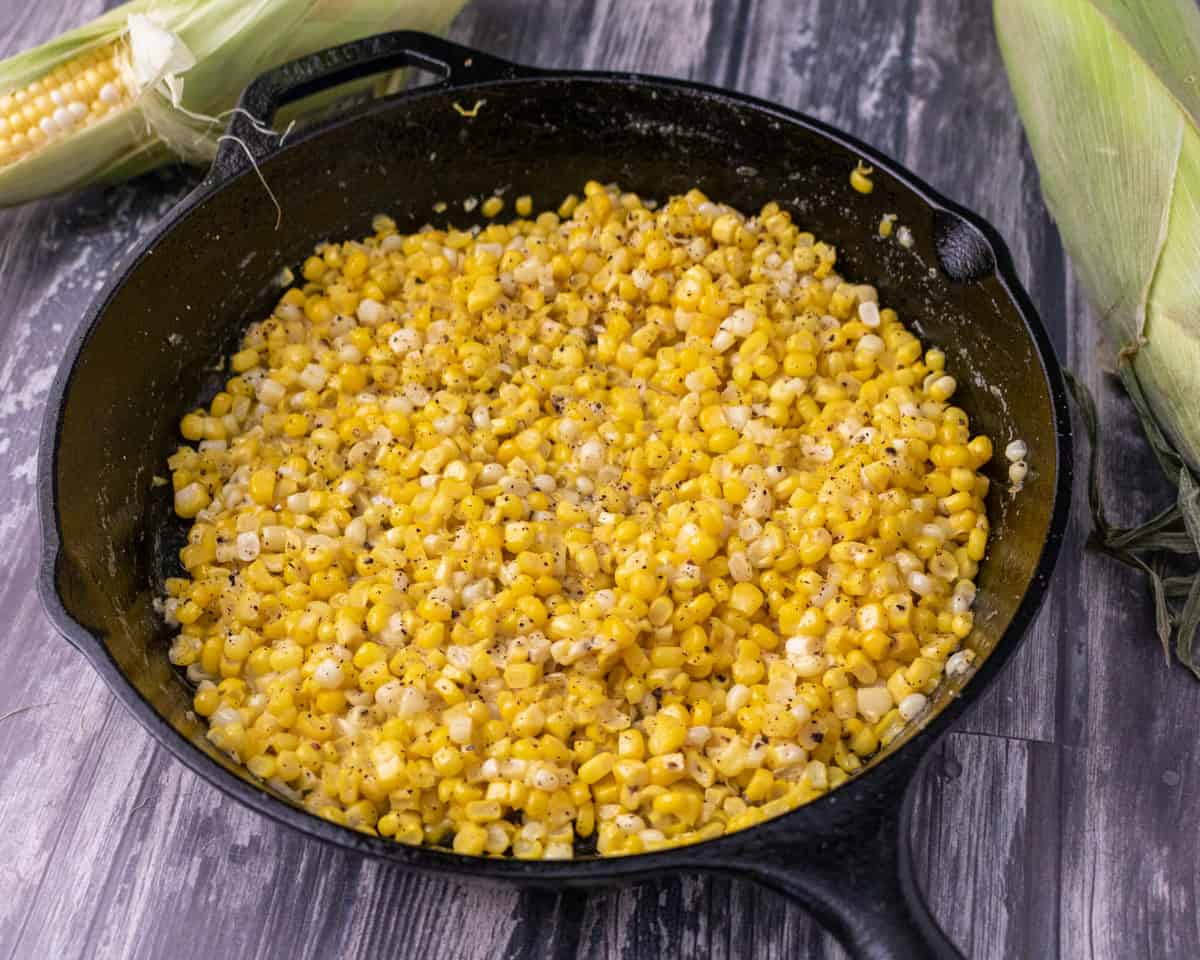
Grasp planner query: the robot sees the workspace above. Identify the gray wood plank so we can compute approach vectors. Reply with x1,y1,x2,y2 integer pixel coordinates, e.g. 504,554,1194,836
574,874,850,960
1056,271,1200,959
452,0,719,75
910,733,1061,960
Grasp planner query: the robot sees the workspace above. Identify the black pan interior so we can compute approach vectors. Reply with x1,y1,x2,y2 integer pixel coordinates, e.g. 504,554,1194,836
50,77,1060,823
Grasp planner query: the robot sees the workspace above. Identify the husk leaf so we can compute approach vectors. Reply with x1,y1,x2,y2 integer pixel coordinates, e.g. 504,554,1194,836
1066,368,1200,677
997,0,1200,676
995,0,1200,470
0,0,469,206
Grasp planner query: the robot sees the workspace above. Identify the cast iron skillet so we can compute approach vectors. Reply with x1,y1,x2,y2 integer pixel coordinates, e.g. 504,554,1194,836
38,31,1071,960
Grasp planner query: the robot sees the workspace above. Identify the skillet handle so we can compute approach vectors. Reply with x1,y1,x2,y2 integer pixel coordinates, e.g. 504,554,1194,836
729,750,963,960
209,31,531,182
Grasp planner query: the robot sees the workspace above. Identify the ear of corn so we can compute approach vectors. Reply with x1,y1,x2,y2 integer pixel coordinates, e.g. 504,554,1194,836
995,0,1200,469
995,0,1200,676
0,22,157,205
0,0,470,206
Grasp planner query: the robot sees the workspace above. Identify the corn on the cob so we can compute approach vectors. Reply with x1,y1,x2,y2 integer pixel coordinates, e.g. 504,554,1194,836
0,43,130,168
161,182,994,857
0,0,469,206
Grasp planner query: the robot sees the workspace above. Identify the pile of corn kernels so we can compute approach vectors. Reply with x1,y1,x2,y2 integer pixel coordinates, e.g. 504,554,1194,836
164,182,991,859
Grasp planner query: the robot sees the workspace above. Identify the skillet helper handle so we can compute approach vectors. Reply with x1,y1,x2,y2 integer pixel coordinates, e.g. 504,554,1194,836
209,31,528,182
735,755,962,960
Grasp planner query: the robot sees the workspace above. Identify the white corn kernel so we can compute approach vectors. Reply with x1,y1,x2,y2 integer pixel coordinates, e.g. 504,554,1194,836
898,693,929,721
857,686,893,723
314,658,343,689
907,571,935,597
1005,439,1027,462
298,363,328,391
790,653,826,678
235,531,260,562
726,683,751,713
356,298,389,326
946,650,975,678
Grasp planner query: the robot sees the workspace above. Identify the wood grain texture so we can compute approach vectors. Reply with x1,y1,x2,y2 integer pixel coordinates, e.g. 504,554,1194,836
909,734,1061,960
0,0,1193,957
1055,272,1200,960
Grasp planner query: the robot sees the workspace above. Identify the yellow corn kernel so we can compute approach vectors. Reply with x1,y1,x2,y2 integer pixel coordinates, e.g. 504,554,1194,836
849,162,874,194
744,768,775,802
579,751,615,785
728,582,764,616
504,662,542,689
453,823,488,855
618,728,645,760
647,715,686,756
180,412,205,441
249,469,276,505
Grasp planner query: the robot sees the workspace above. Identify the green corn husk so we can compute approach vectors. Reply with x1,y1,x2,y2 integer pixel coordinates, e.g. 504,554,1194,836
0,0,469,206
995,0,1200,675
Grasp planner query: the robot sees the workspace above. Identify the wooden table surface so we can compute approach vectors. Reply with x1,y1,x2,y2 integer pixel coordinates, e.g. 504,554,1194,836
2,1,1197,958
